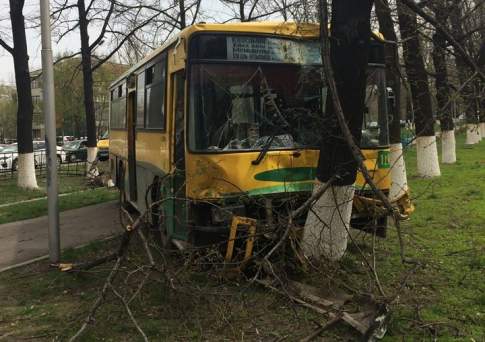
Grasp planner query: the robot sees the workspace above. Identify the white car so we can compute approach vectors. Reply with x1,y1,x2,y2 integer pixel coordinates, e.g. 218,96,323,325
33,141,66,166
0,145,20,171
0,143,64,171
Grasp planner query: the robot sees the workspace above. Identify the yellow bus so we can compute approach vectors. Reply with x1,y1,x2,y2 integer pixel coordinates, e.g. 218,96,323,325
108,22,394,249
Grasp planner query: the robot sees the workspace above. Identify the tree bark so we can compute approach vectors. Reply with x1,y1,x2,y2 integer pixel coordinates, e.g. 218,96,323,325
179,0,186,28
77,0,98,170
303,0,373,261
375,0,401,145
449,0,478,126
432,7,454,133
9,0,38,189
397,2,440,177
375,0,410,198
316,0,373,186
431,1,456,163
397,2,435,137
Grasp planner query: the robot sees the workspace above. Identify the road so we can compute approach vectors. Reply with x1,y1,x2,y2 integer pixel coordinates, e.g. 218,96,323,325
0,201,121,271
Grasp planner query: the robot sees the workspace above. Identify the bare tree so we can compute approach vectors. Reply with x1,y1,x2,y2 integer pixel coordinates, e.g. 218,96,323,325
431,0,456,163
449,0,481,144
397,1,440,178
0,0,38,189
375,0,410,200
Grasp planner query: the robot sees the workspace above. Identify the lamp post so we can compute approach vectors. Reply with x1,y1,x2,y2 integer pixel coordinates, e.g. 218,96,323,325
40,0,60,263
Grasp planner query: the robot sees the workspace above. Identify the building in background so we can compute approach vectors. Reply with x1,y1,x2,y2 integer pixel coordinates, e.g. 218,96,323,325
29,57,128,140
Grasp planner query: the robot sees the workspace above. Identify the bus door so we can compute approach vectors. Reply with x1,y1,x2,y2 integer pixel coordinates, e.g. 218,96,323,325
127,89,137,202
167,71,188,240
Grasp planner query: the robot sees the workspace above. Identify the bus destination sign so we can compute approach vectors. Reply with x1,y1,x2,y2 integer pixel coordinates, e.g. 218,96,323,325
227,36,321,64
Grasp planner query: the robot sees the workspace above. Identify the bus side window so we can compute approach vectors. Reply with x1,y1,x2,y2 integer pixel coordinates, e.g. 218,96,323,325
145,53,167,130
136,72,145,127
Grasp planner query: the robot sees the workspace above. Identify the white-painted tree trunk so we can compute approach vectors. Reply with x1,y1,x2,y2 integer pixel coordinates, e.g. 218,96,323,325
416,136,441,178
302,182,355,261
389,143,409,201
465,124,480,145
17,153,38,189
441,130,456,164
480,123,485,141
86,147,99,177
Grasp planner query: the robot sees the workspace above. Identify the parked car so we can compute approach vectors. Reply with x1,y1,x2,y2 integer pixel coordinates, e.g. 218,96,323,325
33,141,66,165
64,140,88,162
0,143,63,171
97,132,109,161
0,145,17,171
0,145,39,171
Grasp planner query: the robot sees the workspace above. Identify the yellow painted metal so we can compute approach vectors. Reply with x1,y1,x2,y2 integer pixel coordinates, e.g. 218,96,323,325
393,191,415,218
109,129,127,158
355,149,392,190
186,150,318,199
97,138,109,149
135,131,171,173
225,216,257,263
186,148,390,200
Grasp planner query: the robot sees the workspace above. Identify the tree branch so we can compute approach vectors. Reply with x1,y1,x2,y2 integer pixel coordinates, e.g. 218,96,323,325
0,38,14,55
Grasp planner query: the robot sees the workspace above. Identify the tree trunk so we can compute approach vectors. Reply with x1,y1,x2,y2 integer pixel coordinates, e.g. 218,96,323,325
9,0,38,189
179,0,186,28
375,0,410,200
431,2,456,163
77,0,98,172
449,0,479,136
397,2,440,177
477,5,485,137
303,0,373,261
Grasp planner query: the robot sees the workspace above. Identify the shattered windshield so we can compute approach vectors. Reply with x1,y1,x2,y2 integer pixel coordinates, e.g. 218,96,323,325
189,64,325,152
188,35,326,152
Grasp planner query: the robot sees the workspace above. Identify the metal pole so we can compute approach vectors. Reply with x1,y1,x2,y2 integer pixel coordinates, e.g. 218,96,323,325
40,0,60,263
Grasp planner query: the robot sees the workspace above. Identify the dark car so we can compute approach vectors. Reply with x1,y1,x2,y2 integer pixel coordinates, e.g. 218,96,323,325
64,140,88,162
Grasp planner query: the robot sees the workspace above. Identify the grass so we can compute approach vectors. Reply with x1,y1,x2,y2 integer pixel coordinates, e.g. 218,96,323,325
0,174,92,206
0,187,118,224
0,134,484,340
0,161,117,224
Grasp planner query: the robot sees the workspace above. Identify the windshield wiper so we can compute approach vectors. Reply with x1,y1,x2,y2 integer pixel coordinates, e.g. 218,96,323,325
251,134,276,165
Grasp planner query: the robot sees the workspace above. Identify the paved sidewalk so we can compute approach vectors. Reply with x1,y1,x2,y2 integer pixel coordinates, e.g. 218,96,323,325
0,201,121,271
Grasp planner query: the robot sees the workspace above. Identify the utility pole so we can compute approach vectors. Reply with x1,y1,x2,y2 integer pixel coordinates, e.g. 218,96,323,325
40,0,60,263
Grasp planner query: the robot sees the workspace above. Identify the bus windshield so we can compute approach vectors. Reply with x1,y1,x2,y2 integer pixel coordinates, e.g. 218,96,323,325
189,63,326,152
188,34,389,152
188,34,326,152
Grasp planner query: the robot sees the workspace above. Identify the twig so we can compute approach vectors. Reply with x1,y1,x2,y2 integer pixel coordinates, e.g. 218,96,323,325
69,257,123,342
110,284,149,342
299,316,342,342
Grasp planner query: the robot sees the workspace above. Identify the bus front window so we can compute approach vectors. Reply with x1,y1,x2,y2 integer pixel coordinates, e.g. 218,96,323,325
189,63,325,152
188,35,326,152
